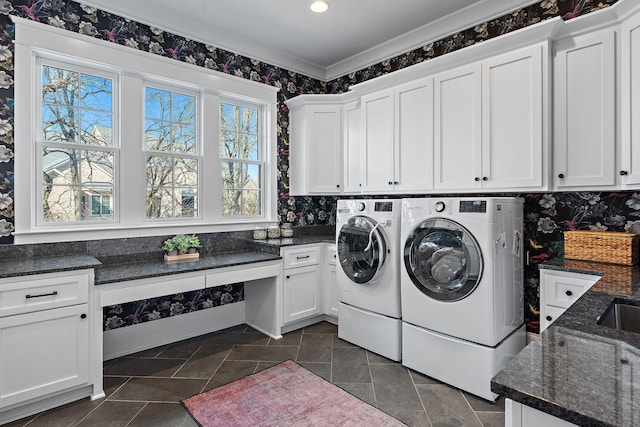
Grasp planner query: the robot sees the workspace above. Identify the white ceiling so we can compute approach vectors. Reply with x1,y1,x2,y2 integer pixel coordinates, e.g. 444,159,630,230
79,0,539,81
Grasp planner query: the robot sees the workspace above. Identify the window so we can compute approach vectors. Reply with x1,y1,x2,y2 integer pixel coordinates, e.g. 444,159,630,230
39,62,116,224
15,20,278,243
144,86,199,219
219,102,262,217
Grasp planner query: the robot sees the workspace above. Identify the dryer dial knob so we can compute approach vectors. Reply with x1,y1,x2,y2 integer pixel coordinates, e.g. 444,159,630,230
434,201,445,213
358,202,366,212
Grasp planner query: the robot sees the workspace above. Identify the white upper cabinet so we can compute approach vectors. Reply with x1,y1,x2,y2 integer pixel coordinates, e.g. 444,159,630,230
434,63,482,190
435,43,546,191
482,44,545,190
361,89,395,192
286,97,343,195
621,10,640,185
342,100,363,193
361,78,434,193
395,78,435,193
553,29,616,188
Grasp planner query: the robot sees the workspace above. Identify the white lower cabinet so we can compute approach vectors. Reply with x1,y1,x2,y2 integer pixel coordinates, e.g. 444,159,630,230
539,269,600,332
281,243,338,327
283,265,321,324
325,245,338,318
0,270,99,423
507,399,578,427
0,304,89,408
282,245,322,324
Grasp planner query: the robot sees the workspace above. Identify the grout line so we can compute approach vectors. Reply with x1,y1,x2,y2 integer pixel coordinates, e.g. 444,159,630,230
124,401,149,427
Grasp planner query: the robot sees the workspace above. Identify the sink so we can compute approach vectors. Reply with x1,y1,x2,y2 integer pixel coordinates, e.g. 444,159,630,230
597,298,640,334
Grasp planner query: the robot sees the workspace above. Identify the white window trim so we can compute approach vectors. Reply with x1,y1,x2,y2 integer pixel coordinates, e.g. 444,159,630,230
13,17,279,244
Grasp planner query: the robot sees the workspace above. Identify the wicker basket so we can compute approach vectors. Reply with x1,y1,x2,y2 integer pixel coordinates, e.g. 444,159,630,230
564,230,640,265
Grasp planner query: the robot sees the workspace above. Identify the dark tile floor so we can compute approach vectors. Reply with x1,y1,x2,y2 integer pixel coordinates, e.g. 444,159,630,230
6,322,505,427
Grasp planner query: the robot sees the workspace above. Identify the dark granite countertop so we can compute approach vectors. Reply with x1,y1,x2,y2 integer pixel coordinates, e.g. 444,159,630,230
491,258,640,426
0,254,102,279
94,251,282,285
247,234,335,249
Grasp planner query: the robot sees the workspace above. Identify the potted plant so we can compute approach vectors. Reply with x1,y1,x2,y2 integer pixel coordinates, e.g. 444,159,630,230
185,234,201,253
162,238,178,256
162,234,201,261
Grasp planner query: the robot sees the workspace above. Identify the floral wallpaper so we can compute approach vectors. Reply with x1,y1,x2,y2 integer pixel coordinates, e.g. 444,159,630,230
0,0,625,331
523,192,640,331
104,283,243,331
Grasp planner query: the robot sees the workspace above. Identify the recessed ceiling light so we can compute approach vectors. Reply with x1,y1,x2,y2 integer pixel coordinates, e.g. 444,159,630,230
310,1,329,13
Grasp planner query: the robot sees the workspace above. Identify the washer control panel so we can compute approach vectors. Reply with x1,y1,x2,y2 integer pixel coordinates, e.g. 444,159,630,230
459,200,487,213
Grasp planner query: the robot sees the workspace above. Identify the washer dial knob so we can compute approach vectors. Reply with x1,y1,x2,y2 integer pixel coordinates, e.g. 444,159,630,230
358,202,366,212
434,201,446,213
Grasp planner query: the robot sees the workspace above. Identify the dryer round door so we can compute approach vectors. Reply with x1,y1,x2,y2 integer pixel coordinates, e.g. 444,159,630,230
337,216,387,284
404,217,483,302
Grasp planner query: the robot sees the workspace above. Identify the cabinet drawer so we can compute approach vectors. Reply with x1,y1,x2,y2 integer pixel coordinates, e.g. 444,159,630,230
541,272,599,309
0,271,90,317
283,246,320,269
327,245,337,266
540,304,566,332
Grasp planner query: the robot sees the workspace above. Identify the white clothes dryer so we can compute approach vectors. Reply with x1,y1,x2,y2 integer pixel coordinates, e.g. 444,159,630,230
336,199,402,361
400,197,526,400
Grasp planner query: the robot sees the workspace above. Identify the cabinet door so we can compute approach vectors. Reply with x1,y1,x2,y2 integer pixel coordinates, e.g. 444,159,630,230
0,304,89,408
539,269,599,332
361,89,395,192
343,100,363,193
434,63,482,190
306,105,342,194
283,265,321,324
325,246,339,318
395,78,434,192
482,44,544,189
554,31,615,188
621,12,640,184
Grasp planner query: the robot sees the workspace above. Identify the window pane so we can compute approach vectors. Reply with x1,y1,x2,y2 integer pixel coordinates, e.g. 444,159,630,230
42,185,79,222
173,123,196,153
145,119,171,151
146,187,172,219
219,130,237,158
146,155,198,219
42,104,77,142
81,110,112,145
172,93,195,122
43,147,80,185
42,66,78,106
146,155,172,187
222,190,241,216
174,158,198,187
42,66,114,148
220,103,258,135
82,189,113,220
80,74,112,112
145,87,170,121
219,100,262,218
221,162,261,217
176,188,197,217
243,190,261,216
81,150,113,186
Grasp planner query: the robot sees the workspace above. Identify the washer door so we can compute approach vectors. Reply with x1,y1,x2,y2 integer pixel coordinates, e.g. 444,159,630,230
404,218,483,302
337,216,387,284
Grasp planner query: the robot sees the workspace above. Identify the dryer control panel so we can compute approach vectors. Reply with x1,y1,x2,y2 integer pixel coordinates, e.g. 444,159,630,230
459,200,487,213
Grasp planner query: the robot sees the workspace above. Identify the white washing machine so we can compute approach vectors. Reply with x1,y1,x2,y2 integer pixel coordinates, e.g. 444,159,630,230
400,197,526,401
336,199,402,361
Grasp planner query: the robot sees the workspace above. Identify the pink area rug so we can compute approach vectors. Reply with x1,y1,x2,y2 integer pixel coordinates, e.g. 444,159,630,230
182,359,405,426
